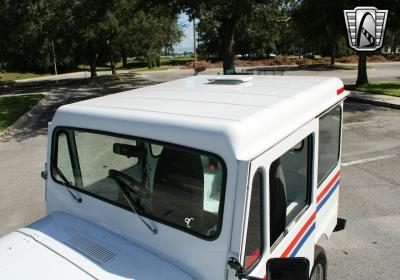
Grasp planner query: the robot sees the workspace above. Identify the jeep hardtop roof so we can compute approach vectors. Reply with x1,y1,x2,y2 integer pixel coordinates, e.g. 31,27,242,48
52,75,346,160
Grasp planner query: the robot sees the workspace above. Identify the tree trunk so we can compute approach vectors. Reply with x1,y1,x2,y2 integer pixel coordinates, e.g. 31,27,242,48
221,18,237,74
110,53,116,75
356,52,368,85
390,33,395,55
330,45,336,65
122,53,128,68
90,55,97,78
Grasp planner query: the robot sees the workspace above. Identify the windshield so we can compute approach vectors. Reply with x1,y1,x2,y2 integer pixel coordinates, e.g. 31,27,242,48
52,128,226,238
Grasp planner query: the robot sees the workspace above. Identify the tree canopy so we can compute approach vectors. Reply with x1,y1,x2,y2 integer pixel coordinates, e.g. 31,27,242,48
0,0,398,81
0,0,183,77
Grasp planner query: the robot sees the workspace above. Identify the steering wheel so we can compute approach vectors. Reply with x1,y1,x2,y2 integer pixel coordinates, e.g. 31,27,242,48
108,169,151,199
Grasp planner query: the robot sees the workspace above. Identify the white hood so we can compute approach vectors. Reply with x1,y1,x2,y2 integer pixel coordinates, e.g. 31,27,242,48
0,212,194,280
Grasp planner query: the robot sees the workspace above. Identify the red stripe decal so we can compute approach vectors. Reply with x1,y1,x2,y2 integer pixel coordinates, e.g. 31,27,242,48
317,171,340,203
280,212,316,258
337,87,345,95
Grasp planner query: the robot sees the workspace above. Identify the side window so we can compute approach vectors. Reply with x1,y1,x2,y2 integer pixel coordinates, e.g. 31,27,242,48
318,105,341,186
269,135,312,247
244,171,263,270
55,132,75,185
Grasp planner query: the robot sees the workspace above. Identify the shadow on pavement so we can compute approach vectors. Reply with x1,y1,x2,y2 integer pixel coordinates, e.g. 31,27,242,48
343,100,393,124
0,77,158,142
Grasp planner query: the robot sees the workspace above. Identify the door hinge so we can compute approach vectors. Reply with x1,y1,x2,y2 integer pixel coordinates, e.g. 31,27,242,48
228,257,245,278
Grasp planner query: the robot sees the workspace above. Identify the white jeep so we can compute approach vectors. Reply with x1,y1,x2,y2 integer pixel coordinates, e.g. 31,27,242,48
0,75,348,280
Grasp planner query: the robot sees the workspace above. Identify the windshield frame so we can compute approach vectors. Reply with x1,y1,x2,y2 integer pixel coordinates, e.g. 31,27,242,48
50,126,228,241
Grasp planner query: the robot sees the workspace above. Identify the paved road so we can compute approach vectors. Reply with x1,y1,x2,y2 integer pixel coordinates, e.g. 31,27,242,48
11,62,400,85
138,62,400,84
0,78,399,279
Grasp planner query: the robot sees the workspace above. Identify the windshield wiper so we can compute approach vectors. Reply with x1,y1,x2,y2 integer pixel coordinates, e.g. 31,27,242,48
109,171,157,235
54,166,82,203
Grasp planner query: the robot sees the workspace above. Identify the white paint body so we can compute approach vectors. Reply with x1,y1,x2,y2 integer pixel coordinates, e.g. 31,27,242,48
0,75,348,279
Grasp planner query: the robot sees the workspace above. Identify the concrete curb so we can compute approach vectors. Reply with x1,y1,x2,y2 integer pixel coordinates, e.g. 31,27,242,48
346,91,400,110
347,96,400,110
0,96,49,139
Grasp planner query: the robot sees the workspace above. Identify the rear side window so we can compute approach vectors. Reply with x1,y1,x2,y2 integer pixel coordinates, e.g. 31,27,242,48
244,171,263,270
269,135,313,247
318,105,341,186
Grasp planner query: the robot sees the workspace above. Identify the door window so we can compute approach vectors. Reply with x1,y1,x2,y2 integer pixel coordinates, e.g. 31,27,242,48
269,135,313,247
244,171,263,270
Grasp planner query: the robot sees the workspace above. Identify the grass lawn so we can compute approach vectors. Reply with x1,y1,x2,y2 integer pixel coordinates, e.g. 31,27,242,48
0,72,47,82
347,82,400,97
0,94,44,132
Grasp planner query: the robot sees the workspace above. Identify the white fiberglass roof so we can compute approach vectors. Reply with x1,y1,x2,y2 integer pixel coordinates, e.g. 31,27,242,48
53,75,347,160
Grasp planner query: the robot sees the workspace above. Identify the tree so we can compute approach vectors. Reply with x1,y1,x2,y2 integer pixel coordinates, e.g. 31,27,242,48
293,0,346,65
116,4,183,69
356,52,368,85
350,0,400,85
161,17,184,55
383,0,400,55
149,0,282,73
71,0,117,77
0,0,53,72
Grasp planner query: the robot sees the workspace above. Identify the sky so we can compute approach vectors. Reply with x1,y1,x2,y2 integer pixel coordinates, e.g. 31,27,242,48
175,13,194,53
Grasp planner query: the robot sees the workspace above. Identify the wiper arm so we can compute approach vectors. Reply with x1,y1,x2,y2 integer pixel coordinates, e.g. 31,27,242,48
54,166,82,203
109,172,157,235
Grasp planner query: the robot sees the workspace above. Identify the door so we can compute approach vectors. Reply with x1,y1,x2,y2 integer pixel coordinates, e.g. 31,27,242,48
239,120,317,279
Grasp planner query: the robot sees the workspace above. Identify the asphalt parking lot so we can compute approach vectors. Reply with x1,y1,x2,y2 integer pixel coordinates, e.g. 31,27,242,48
0,99,399,279
321,102,400,280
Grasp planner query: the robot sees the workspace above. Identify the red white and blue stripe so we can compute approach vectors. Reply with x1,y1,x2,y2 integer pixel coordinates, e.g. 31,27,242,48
280,212,316,258
262,171,341,279
317,171,341,212
281,170,341,257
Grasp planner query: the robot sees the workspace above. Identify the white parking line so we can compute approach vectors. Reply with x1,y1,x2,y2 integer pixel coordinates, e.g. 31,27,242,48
343,121,376,127
341,153,400,167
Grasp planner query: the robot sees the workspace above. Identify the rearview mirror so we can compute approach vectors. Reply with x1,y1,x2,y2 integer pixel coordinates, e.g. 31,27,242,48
266,258,310,280
113,143,145,158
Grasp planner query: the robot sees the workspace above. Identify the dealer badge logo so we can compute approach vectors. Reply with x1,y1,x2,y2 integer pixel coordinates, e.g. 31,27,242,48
343,7,388,52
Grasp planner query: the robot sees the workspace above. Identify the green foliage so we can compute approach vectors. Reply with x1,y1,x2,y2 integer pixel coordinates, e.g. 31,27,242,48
0,72,46,82
146,52,161,68
384,0,400,54
292,0,347,64
348,82,400,97
0,0,183,76
0,0,51,72
151,0,285,72
234,1,296,57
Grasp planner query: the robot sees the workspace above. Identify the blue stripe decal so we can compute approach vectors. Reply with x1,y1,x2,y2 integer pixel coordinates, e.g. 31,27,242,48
290,222,316,257
317,180,340,212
